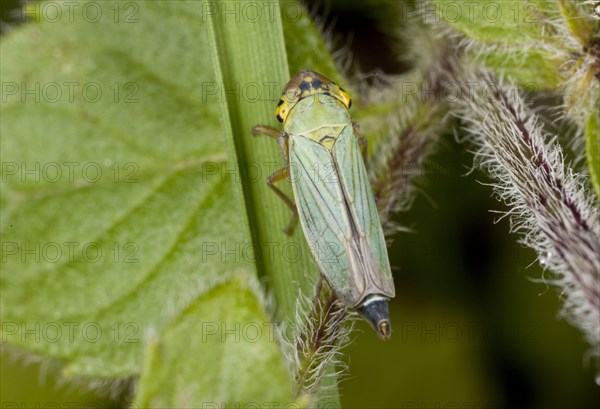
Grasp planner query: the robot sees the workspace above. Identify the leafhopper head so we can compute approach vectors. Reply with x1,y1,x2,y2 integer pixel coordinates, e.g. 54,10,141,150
276,70,352,123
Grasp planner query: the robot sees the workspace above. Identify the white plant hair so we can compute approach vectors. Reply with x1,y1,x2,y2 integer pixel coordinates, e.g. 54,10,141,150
455,70,600,382
278,283,355,400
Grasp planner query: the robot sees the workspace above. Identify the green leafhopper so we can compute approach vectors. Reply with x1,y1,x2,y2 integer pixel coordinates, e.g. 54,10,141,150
253,71,395,339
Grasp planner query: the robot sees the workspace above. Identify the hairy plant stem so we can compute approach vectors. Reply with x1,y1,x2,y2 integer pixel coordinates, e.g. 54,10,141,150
455,70,600,379
285,277,352,400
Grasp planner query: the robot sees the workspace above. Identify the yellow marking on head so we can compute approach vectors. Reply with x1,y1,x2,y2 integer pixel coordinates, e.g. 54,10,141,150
275,70,352,123
337,87,352,109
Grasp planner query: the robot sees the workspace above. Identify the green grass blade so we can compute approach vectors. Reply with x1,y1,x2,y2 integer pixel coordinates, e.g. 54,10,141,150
206,0,319,323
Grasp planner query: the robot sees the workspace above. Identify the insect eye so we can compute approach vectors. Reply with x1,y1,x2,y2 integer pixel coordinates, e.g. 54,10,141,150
276,106,286,123
338,87,352,109
275,100,287,122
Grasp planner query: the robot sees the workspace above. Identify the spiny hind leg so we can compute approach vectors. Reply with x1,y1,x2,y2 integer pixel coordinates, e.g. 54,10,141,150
266,167,298,236
252,125,290,163
252,124,280,139
252,125,298,235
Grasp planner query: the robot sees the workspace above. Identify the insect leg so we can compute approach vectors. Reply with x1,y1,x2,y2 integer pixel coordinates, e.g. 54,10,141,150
253,125,298,234
252,125,291,163
267,166,299,236
252,124,280,139
352,121,369,166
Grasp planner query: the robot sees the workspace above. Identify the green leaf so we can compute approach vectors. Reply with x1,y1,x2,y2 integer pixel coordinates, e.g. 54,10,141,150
205,0,320,325
135,275,295,406
431,0,558,45
0,0,303,401
585,108,600,199
1,0,232,378
479,48,562,90
431,1,566,90
558,0,596,47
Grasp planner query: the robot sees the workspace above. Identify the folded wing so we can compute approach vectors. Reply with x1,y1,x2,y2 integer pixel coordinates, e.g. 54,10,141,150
332,125,395,301
290,126,394,308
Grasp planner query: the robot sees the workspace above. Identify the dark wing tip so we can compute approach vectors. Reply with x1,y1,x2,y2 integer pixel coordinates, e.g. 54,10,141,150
357,296,392,340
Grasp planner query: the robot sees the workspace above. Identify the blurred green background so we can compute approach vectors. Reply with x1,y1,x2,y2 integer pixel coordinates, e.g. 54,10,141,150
1,0,598,408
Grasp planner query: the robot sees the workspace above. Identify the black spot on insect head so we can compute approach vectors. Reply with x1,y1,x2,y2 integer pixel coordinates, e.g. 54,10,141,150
311,77,324,90
277,99,284,106
299,80,311,92
276,111,284,123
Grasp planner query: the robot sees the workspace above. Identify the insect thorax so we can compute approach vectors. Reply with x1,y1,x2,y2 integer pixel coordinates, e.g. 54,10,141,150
284,94,352,150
